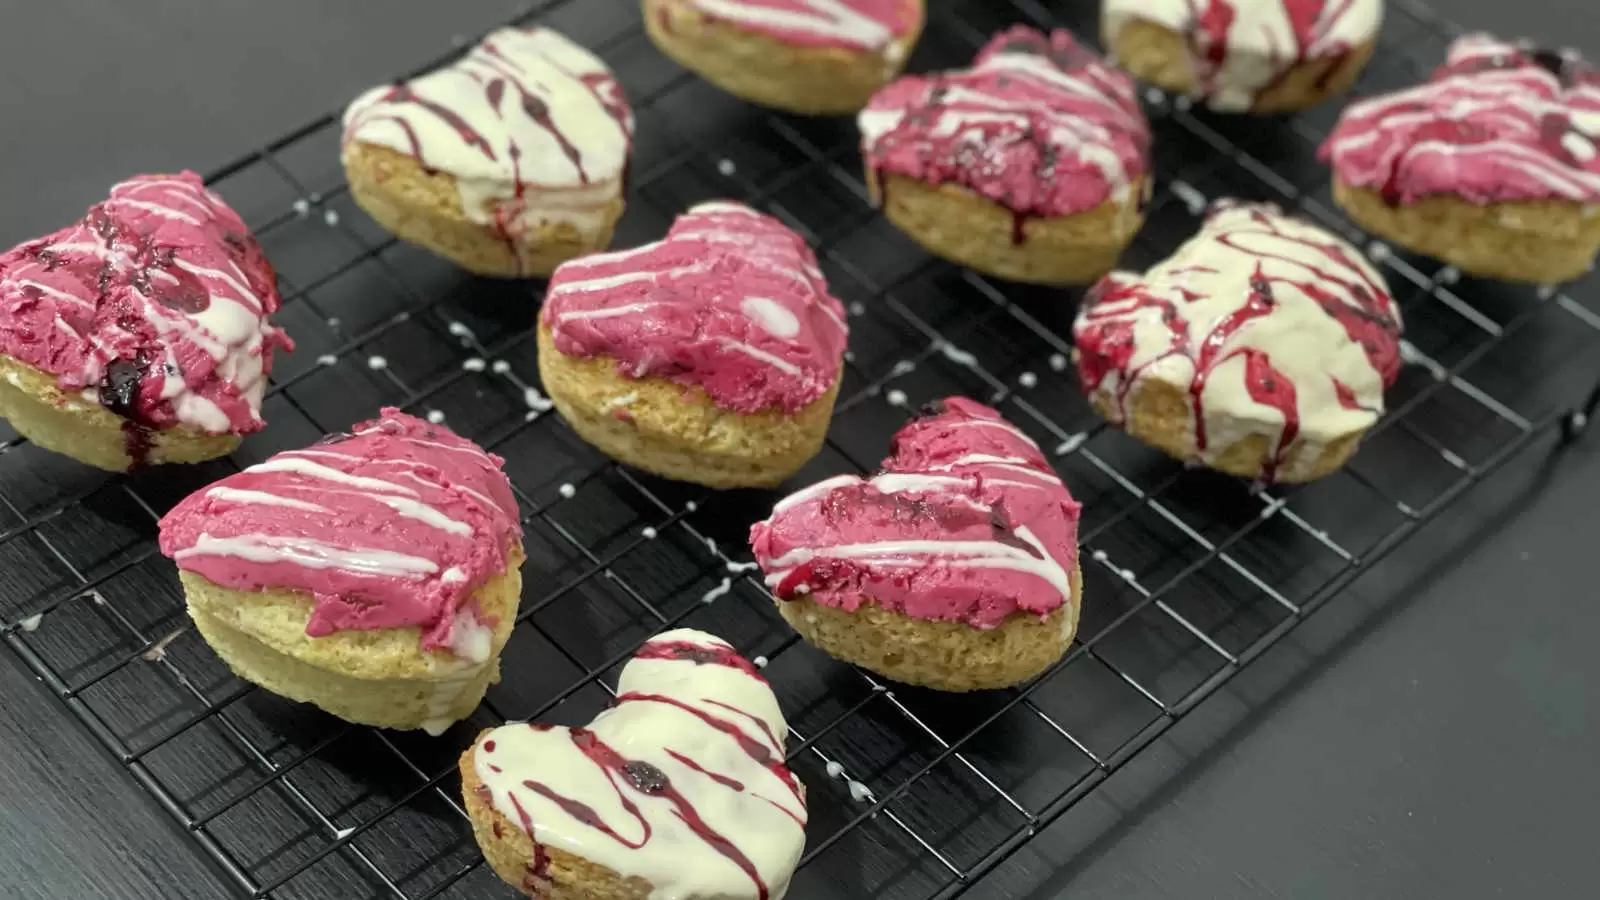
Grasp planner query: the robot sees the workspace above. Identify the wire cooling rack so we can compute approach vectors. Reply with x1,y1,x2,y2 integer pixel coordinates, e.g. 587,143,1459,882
4,0,1599,898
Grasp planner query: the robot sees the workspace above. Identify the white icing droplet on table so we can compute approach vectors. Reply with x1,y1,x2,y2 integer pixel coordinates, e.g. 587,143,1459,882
426,410,446,424
449,321,476,340
1145,87,1165,105
18,613,43,633
1091,549,1109,563
717,158,737,176
890,359,915,377
316,354,338,367
685,501,698,513
700,577,733,604
741,296,801,338
849,302,866,316
292,198,311,217
752,655,768,668
492,360,512,375
1048,353,1068,372
1367,241,1390,261
462,357,486,372
524,387,553,411
842,350,856,363
334,825,357,839
825,761,845,779
727,560,760,573
367,356,388,371
886,389,907,407
327,317,341,328
1436,266,1460,285
641,526,658,539
323,209,341,226
848,781,875,803
558,483,576,499
1018,371,1038,388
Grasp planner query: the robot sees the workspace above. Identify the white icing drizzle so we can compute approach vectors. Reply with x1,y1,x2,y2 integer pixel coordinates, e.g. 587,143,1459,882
742,296,802,338
473,629,806,898
1103,0,1385,112
688,0,902,51
174,533,440,578
343,27,634,239
204,487,329,514
447,605,495,665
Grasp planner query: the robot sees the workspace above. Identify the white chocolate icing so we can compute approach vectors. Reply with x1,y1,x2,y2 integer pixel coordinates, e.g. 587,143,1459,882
1073,201,1402,481
687,0,909,51
343,27,634,241
472,629,805,899
1103,0,1384,111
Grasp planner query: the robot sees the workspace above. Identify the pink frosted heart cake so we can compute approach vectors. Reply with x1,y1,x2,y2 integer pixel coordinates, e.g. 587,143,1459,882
750,396,1083,691
538,201,849,488
461,628,807,899
644,0,926,114
1322,33,1600,282
158,407,524,734
858,26,1152,284
0,171,291,470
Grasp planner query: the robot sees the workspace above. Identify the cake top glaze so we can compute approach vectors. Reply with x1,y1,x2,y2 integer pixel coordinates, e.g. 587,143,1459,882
1104,0,1384,112
343,27,634,201
158,408,521,656
750,397,1081,629
541,201,849,415
471,628,806,900
0,172,290,442
859,26,1150,221
1322,33,1600,205
679,0,921,52
1073,201,1401,482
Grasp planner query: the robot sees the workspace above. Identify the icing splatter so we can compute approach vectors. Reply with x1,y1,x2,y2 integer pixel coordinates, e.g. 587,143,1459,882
750,397,1081,628
542,202,848,415
1073,201,1401,482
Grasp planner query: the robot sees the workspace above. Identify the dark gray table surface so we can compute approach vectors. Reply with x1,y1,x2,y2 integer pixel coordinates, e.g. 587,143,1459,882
2,2,1597,899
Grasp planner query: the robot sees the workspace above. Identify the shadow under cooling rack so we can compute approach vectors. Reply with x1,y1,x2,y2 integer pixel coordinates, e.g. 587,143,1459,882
3,0,1600,898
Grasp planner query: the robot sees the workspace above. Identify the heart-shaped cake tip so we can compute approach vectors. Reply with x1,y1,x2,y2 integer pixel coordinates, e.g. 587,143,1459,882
0,171,292,471
538,201,849,488
461,629,806,900
749,397,1083,691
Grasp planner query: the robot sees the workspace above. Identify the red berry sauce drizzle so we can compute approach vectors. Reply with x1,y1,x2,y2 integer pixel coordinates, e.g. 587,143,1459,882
1073,201,1401,483
471,630,806,899
0,172,290,467
1323,34,1600,206
858,26,1150,244
342,27,634,272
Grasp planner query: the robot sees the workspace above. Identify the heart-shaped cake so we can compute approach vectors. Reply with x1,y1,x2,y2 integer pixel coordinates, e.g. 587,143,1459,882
749,397,1082,691
0,171,292,470
537,201,848,488
461,629,807,899
158,407,524,733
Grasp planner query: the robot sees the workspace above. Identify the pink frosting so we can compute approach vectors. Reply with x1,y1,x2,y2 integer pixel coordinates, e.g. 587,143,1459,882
665,0,920,51
858,26,1150,224
0,172,291,445
541,202,848,415
1322,34,1600,205
749,397,1081,629
157,408,522,653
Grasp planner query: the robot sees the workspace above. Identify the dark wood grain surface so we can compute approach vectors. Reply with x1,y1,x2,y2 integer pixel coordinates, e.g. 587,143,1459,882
2,2,1597,899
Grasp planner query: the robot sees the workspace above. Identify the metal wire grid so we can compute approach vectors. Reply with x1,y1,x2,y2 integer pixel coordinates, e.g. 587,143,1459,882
2,0,1598,898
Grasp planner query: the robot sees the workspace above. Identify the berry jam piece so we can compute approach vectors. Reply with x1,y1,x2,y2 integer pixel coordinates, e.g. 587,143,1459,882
98,358,146,421
623,760,669,793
